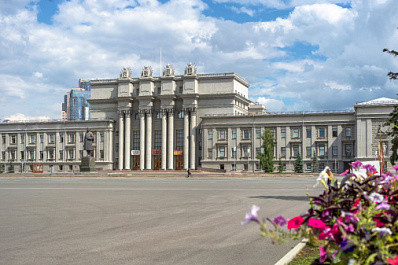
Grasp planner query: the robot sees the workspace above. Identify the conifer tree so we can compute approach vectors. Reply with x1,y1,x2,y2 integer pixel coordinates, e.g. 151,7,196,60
294,152,304,173
257,129,275,173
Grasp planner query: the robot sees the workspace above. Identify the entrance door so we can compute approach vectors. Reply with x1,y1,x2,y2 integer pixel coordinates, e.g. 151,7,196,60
154,155,161,170
133,156,140,170
175,155,184,170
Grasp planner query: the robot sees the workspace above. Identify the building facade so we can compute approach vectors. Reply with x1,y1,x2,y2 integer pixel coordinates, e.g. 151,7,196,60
62,79,91,121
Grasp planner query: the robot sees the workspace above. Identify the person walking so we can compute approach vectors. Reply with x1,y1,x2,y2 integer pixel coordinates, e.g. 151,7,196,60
187,168,191,178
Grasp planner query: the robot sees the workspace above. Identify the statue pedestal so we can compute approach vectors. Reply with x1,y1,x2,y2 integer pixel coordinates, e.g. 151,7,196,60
80,156,96,172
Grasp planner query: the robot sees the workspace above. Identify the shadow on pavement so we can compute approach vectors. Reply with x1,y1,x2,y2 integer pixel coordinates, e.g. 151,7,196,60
248,195,309,201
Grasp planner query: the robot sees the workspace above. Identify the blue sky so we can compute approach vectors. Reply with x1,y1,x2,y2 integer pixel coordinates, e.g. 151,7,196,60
0,0,397,120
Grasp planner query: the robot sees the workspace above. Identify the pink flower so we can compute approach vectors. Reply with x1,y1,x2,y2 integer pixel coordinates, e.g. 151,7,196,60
340,169,350,176
287,216,304,229
308,218,326,229
363,164,378,175
273,215,287,226
393,165,398,172
350,161,362,170
387,256,398,265
241,205,260,225
319,246,327,263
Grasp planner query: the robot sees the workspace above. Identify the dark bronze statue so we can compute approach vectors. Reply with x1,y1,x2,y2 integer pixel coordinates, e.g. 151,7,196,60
83,128,94,157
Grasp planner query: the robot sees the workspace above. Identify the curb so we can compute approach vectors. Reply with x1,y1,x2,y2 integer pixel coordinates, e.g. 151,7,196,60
274,238,308,265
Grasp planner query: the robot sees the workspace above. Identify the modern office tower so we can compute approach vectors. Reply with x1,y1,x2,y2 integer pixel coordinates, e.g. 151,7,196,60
61,79,91,121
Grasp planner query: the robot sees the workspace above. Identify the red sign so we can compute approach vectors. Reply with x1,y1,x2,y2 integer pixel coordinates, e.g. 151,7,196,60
152,149,161,155
131,150,140,156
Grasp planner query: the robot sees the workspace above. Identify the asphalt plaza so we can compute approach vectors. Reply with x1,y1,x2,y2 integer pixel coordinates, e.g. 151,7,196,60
0,176,323,265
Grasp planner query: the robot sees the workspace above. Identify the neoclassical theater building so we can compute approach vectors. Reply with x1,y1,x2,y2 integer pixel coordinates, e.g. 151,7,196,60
0,63,396,173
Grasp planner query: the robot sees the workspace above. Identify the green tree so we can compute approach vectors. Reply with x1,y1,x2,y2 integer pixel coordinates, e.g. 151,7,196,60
383,47,398,164
257,129,274,173
0,164,3,174
294,152,304,173
311,151,318,173
277,156,283,173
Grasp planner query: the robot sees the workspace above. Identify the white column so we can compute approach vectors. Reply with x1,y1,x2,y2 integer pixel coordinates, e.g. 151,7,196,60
118,111,124,170
161,110,167,170
190,109,197,170
184,109,189,170
124,110,131,170
167,110,174,170
146,110,152,169
140,111,145,170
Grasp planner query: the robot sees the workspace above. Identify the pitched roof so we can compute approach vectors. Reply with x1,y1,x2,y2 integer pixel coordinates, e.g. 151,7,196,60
355,97,398,106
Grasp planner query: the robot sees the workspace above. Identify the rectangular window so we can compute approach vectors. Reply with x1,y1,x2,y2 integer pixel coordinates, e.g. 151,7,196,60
281,147,286,157
21,135,25,144
256,129,261,139
133,131,140,150
10,150,16,160
176,130,184,150
219,147,225,158
49,134,55,144
256,147,261,155
199,141,202,150
154,130,162,150
156,112,162,119
100,150,104,159
281,129,286,138
319,146,325,156
345,127,352,137
293,128,299,138
231,148,236,158
306,128,311,138
306,147,311,157
10,135,16,144
332,146,338,156
29,135,35,144
345,145,352,156
243,129,249,139
29,150,34,160
307,163,312,170
68,149,74,159
40,134,44,143
208,130,213,140
178,111,184,119
135,113,140,120
100,133,104,142
319,128,325,138
40,151,43,160
20,151,25,160
68,133,75,143
48,149,54,159
243,146,250,157
1,151,5,160
79,150,83,159
60,135,64,143
80,133,84,142
332,127,338,137
229,129,235,140
219,130,226,140
293,146,299,157
59,150,63,160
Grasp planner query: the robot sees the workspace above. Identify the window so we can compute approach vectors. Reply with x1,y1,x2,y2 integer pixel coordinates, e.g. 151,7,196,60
281,129,286,138
80,133,84,142
29,150,34,160
319,146,325,156
79,150,84,159
293,128,299,138
256,147,261,155
198,129,202,135
307,163,312,170
49,134,55,144
306,147,311,157
133,131,140,150
10,135,16,144
156,112,162,119
178,111,184,119
232,164,236,171
256,129,261,139
48,149,54,159
29,135,35,144
157,87,161,95
231,147,236,158
40,134,44,143
243,146,250,157
332,127,338,137
176,130,184,150
68,149,74,159
154,130,162,150
281,147,286,157
2,136,5,144
219,146,225,158
243,129,250,139
232,129,237,139
135,113,140,120
100,133,104,142
1,151,5,160
208,130,213,140
199,141,202,150
20,135,25,144
40,151,43,160
10,150,16,160
345,145,352,156
244,164,248,171
60,135,64,143
100,150,104,159
69,165,73,171
319,128,325,138
219,130,226,140
59,165,63,171
345,127,352,137
220,164,224,170
68,133,75,143
59,150,63,160
306,128,311,138
332,146,338,156
20,151,25,160
208,149,213,159
293,146,299,157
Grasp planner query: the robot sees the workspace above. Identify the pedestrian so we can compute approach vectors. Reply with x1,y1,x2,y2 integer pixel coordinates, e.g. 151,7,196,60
187,168,191,178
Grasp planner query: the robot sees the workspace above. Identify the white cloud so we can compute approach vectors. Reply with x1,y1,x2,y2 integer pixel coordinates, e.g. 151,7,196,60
3,113,51,122
325,81,351,91
256,97,287,112
230,6,256,16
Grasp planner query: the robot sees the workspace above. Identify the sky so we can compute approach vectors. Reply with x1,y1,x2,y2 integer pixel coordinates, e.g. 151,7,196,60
0,0,398,121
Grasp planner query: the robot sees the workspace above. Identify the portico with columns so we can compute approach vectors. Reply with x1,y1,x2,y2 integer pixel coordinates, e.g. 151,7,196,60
89,63,252,170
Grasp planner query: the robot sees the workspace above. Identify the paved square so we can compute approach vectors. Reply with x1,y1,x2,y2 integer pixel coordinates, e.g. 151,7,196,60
0,176,321,265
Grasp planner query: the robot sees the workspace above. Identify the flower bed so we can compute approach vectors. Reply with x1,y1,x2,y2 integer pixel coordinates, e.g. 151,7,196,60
243,162,398,265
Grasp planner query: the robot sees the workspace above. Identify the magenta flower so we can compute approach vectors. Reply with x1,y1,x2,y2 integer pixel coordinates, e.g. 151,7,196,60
241,205,260,225
375,200,390,211
350,161,362,170
308,218,326,229
319,246,327,263
393,165,398,172
273,215,287,226
287,216,304,229
340,169,350,176
363,164,377,175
